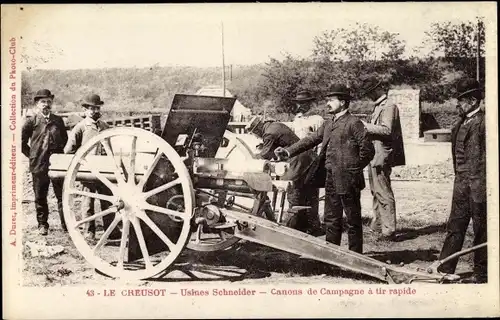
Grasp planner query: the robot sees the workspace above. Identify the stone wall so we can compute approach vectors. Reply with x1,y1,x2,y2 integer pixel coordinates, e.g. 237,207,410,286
388,89,421,141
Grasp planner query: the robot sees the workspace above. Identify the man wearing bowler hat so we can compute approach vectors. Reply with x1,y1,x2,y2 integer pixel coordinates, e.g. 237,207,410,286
22,89,68,235
438,78,487,283
360,77,405,240
65,94,120,241
290,90,325,141
275,84,374,253
245,116,323,235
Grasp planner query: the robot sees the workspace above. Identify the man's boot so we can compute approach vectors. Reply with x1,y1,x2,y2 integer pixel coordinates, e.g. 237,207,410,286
284,206,310,232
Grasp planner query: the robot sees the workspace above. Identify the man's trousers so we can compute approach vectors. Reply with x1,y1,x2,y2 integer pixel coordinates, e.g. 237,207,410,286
32,172,66,230
81,182,116,235
323,169,363,253
439,172,487,280
286,182,321,233
368,164,396,236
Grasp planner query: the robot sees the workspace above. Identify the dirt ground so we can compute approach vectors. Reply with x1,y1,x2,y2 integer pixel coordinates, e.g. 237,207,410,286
20,157,477,287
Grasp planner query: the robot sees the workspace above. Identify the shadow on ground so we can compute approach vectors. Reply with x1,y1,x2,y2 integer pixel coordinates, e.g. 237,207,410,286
365,248,440,264
394,224,447,242
153,241,380,283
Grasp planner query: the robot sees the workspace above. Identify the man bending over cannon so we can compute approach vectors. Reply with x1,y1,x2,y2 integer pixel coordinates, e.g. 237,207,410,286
22,89,68,236
64,94,120,241
246,115,323,236
275,84,374,253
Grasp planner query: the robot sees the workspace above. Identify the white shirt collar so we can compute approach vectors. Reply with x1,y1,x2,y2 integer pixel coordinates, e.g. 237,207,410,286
333,108,348,120
466,107,481,118
84,116,99,125
37,111,50,120
295,109,315,118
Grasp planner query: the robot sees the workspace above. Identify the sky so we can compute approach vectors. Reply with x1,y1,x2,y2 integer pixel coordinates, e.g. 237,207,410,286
5,3,494,70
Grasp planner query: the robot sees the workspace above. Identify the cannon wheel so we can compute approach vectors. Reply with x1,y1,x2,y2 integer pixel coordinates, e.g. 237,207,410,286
186,130,258,252
63,127,194,281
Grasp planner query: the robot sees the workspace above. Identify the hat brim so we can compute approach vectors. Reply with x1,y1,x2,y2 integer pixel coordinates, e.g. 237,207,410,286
359,80,383,98
34,95,54,101
82,101,104,107
291,97,315,102
325,92,353,100
245,117,264,133
457,88,481,99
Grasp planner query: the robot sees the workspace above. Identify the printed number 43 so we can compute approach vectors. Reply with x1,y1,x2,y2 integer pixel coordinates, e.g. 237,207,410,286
86,290,95,296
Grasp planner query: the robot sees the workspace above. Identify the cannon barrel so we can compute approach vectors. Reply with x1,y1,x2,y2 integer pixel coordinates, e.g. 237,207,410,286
48,153,153,182
193,177,254,193
50,153,287,193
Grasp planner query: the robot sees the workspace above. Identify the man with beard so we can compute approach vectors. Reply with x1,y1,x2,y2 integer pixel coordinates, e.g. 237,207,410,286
22,89,68,235
65,94,120,241
438,78,487,283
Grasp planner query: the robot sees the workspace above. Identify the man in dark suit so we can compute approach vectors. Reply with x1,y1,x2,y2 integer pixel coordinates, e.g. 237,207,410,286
275,84,374,253
22,89,68,235
438,78,487,283
360,77,406,240
246,116,323,235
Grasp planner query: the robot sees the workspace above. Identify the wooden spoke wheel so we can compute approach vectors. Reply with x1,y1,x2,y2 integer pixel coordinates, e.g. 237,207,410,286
63,127,194,281
186,130,264,252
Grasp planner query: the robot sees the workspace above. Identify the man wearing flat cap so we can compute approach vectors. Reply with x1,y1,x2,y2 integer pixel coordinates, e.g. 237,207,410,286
438,78,487,283
290,90,325,141
246,116,323,235
65,94,119,241
22,89,68,235
360,77,405,240
275,84,374,253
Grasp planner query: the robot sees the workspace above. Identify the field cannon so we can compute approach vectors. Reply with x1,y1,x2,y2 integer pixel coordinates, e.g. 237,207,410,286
48,94,469,283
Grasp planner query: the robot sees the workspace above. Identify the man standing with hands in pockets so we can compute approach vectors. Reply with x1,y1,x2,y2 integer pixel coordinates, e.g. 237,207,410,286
275,84,374,253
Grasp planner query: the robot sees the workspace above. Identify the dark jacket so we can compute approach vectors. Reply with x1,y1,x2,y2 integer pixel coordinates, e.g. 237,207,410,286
364,96,406,167
257,121,316,181
22,112,68,173
451,110,486,203
286,112,374,194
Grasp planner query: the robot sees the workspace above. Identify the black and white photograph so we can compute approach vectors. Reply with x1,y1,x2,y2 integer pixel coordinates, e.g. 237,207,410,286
2,3,498,319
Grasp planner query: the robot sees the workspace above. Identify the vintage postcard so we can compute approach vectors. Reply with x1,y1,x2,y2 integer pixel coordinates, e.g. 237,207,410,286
2,3,499,319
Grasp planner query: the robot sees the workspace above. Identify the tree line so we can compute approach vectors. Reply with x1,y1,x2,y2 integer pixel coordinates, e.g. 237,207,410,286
22,18,485,121
229,19,485,118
